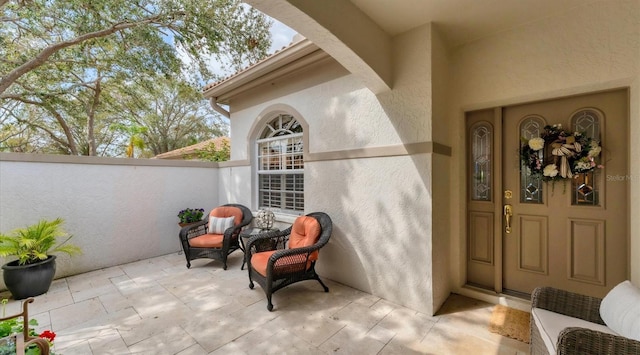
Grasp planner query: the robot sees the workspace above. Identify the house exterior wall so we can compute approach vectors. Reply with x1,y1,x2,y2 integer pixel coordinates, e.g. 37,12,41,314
0,154,219,288
224,24,441,314
430,25,453,312
448,0,640,290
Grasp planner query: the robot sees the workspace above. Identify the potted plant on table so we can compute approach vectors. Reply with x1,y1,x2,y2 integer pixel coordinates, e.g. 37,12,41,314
177,208,205,227
0,218,81,300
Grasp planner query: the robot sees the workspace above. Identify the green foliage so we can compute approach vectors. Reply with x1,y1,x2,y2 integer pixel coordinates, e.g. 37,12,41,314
119,78,228,156
177,208,204,224
0,0,271,156
0,299,54,355
0,218,82,265
195,138,230,162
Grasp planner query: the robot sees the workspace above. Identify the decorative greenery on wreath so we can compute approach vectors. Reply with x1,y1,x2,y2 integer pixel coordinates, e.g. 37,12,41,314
520,123,603,182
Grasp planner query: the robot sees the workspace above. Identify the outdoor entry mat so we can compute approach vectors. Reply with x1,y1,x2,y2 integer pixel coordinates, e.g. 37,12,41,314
488,304,531,343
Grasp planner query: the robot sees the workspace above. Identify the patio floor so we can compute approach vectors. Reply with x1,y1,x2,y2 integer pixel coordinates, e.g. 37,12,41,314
1,252,529,354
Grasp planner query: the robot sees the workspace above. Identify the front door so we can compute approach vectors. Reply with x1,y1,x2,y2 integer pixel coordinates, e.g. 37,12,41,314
466,89,629,298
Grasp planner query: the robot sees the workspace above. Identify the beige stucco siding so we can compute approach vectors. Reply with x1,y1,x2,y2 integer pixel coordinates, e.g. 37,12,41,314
223,24,440,314
448,0,640,289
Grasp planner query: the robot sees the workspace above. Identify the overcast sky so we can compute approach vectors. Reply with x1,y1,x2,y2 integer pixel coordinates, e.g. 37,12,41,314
198,15,297,81
268,19,298,54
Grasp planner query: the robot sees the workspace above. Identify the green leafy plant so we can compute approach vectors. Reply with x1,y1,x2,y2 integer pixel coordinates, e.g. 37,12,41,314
195,139,230,162
178,208,205,224
0,218,81,265
0,299,56,355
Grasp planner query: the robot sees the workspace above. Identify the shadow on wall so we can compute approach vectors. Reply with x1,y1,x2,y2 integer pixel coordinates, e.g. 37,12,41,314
308,83,435,313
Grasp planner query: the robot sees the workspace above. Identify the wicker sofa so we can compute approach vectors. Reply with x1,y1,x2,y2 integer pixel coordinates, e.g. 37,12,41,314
530,281,640,354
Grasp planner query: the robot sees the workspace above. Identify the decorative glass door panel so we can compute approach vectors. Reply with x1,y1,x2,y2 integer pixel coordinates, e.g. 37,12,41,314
466,89,629,299
501,90,628,298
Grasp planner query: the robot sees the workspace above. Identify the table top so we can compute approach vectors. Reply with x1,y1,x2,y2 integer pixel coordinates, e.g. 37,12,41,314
239,227,279,238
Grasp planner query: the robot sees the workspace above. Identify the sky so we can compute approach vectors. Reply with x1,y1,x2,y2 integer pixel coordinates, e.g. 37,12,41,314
194,15,297,83
268,18,298,54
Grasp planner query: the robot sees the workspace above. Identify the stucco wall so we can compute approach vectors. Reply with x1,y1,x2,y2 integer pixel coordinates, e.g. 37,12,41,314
448,0,640,289
224,24,439,314
0,154,219,287
217,165,252,207
430,25,452,312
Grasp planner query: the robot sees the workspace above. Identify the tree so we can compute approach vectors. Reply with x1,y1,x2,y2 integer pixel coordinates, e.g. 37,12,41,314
195,138,230,162
0,0,271,156
116,78,227,156
0,0,272,96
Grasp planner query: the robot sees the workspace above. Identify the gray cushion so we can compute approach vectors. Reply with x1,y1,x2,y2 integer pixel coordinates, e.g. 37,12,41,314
208,216,235,234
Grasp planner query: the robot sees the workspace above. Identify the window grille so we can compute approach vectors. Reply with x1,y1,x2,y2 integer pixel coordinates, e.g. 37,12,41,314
256,114,304,214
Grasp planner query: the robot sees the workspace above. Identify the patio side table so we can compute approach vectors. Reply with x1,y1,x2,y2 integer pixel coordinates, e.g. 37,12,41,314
239,227,279,270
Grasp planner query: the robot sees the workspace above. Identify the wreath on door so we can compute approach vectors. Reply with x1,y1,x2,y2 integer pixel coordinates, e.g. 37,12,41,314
520,124,603,182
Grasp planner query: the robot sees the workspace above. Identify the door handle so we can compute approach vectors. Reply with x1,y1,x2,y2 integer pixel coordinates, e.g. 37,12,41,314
504,204,513,234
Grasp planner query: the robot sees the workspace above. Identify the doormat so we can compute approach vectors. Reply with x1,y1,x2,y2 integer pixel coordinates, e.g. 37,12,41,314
488,304,530,344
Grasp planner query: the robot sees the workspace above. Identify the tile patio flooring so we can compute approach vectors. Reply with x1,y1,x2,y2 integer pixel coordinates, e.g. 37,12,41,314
1,252,530,354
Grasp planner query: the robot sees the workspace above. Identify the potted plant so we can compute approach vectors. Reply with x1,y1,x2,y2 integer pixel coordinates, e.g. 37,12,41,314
0,218,81,300
177,208,205,227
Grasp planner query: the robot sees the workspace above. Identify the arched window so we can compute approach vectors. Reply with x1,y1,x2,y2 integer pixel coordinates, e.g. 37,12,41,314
256,114,304,214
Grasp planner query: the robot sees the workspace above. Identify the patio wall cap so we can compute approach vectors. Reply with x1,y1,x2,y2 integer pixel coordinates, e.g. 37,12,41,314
0,152,218,168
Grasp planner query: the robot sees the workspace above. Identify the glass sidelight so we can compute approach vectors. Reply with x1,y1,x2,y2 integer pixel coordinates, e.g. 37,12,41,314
470,122,492,201
520,116,545,204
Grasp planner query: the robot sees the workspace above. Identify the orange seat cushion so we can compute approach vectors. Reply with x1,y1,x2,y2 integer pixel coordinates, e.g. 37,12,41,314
210,206,243,225
189,233,224,248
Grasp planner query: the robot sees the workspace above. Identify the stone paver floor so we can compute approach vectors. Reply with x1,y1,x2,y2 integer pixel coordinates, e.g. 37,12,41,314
1,252,529,354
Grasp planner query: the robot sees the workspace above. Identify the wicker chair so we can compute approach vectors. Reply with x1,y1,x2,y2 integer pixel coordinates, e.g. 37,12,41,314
179,204,252,270
530,286,640,354
246,212,332,311
0,298,50,355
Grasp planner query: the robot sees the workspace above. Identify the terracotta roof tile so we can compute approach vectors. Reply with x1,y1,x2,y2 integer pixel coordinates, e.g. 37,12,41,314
202,36,302,92
153,137,229,160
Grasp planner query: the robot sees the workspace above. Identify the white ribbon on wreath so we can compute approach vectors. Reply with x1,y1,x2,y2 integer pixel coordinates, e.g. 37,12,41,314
550,140,582,178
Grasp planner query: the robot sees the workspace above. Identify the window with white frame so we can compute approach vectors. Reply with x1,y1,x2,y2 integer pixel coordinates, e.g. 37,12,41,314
256,114,304,214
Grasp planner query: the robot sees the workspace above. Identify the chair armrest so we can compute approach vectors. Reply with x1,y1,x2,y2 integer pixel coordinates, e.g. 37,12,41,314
178,219,208,242
25,337,50,355
265,240,324,275
220,221,249,249
557,327,640,355
531,287,604,324
246,227,293,254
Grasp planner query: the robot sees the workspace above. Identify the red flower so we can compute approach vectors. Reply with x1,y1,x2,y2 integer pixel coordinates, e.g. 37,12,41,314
39,330,56,342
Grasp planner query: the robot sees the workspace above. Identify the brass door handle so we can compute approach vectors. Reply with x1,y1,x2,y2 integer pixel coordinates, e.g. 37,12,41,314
504,204,513,234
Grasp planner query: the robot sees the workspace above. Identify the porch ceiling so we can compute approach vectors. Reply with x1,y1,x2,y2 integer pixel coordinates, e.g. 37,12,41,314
349,0,590,46
245,0,593,95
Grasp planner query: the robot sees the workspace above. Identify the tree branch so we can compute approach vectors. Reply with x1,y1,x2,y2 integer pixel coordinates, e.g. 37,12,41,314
2,94,78,154
0,15,167,95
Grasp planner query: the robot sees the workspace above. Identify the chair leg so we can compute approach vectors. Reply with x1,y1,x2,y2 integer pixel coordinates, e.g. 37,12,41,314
186,261,191,269
316,275,329,292
267,294,273,311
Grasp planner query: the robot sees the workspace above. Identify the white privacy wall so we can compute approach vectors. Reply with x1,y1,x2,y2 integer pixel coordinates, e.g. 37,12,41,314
225,24,439,314
0,155,219,288
448,0,640,287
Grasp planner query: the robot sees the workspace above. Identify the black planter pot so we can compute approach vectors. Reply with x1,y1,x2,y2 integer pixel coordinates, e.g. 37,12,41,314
2,255,56,299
